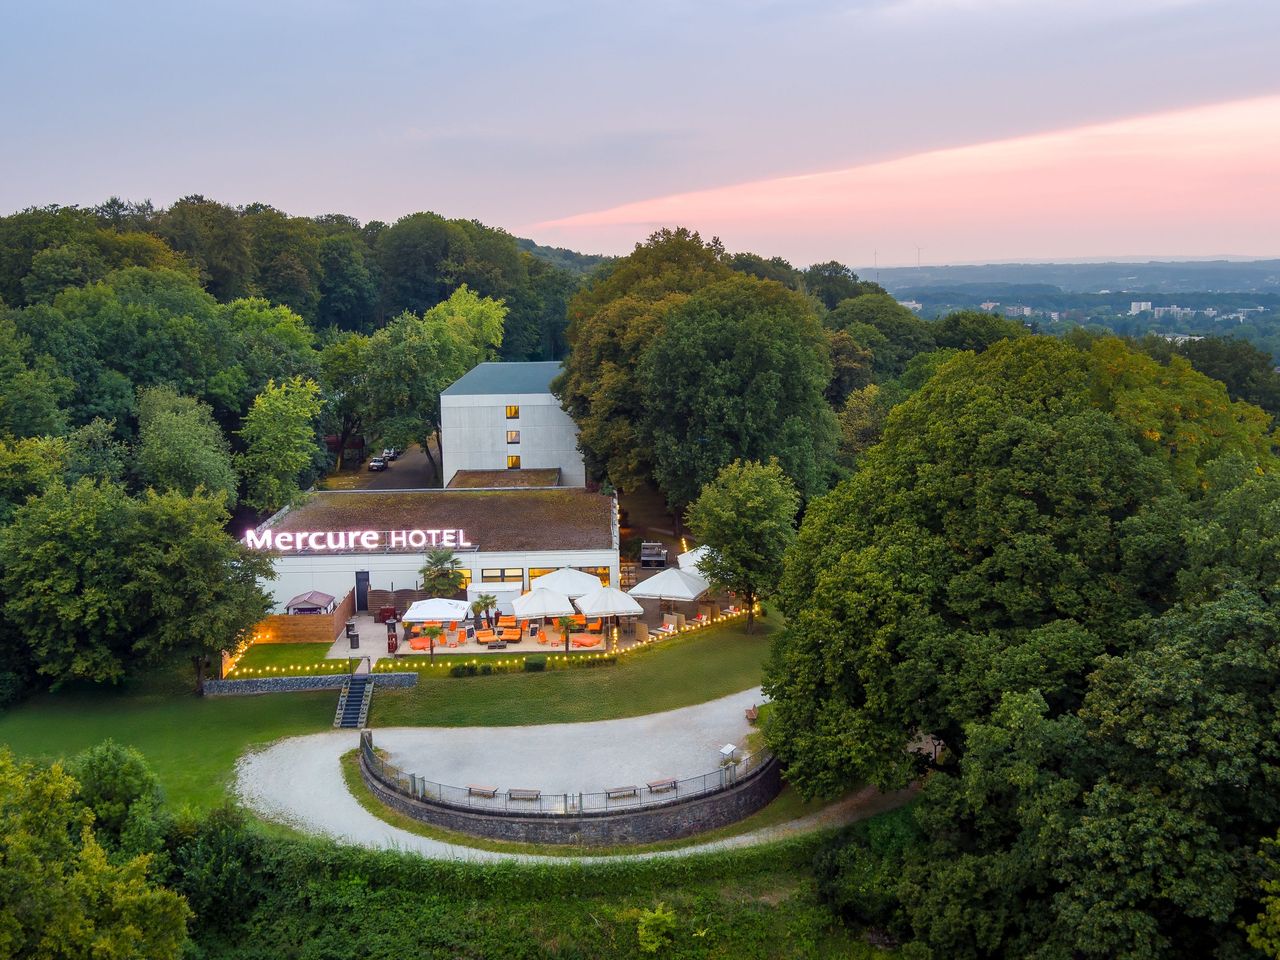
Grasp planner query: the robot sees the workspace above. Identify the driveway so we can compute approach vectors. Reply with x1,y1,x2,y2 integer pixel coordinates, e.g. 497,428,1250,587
235,687,913,862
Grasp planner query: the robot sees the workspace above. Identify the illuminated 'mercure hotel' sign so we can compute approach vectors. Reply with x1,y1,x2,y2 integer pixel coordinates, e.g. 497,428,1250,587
243,528,473,553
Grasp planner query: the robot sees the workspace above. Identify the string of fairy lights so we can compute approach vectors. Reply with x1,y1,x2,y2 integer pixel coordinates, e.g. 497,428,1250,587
222,607,754,680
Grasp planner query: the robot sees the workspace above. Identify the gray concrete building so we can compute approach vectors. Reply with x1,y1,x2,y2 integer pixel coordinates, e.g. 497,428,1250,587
440,361,586,487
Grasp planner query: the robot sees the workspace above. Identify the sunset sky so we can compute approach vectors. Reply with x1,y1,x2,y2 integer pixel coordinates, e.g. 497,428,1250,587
3,0,1278,266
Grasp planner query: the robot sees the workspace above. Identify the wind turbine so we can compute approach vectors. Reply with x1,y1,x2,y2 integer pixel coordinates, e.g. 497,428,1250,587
913,242,924,270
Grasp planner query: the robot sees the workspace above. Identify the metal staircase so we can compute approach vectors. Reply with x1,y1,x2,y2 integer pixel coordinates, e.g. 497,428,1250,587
334,672,373,728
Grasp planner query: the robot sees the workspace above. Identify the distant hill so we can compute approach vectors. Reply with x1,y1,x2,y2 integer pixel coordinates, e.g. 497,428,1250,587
516,237,614,276
864,259,1280,295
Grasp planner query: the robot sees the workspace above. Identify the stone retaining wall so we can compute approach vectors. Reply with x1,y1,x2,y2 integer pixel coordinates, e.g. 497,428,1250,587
204,672,418,696
359,750,783,845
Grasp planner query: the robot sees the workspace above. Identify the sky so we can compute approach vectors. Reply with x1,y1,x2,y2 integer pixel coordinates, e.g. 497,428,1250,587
1,0,1278,266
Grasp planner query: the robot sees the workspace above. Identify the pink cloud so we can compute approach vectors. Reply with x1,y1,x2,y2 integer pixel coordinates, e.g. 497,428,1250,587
526,94,1280,265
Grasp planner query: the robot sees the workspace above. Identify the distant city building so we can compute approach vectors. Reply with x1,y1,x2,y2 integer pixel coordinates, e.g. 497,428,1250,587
1153,305,1195,320
1129,301,1153,315
1003,305,1032,318
980,301,1000,312
1157,333,1204,344
898,299,923,312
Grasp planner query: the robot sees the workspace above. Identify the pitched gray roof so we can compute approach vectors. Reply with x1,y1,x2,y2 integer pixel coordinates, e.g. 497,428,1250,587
441,361,564,397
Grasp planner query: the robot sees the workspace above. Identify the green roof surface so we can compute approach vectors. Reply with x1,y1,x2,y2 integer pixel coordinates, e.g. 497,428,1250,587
441,361,564,397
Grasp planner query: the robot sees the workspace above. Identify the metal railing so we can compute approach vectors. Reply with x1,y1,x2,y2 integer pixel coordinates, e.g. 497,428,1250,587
359,730,770,816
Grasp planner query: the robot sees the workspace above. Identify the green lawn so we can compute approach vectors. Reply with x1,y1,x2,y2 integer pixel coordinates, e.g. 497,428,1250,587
369,616,779,726
0,617,780,812
227,641,351,678
0,667,333,812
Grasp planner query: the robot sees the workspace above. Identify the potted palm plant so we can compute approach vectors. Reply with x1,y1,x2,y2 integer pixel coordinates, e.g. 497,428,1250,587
419,549,465,597
422,624,443,663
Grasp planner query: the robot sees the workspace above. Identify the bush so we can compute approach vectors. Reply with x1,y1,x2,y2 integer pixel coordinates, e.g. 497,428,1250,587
69,739,168,861
636,901,677,954
449,664,478,677
813,806,922,935
0,669,29,708
523,656,546,672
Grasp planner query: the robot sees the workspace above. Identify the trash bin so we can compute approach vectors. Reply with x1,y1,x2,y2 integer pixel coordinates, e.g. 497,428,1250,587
349,629,360,650
345,619,356,638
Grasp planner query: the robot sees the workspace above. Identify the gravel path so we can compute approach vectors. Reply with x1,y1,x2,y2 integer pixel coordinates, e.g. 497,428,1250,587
235,687,914,862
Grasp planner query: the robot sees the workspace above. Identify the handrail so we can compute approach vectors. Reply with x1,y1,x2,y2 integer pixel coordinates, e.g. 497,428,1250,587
359,730,771,817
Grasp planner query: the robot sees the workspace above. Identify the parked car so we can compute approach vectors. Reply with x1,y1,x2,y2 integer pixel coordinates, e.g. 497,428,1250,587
368,457,388,472
382,447,400,460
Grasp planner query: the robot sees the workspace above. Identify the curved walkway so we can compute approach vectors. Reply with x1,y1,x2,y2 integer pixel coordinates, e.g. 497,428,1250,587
235,687,914,862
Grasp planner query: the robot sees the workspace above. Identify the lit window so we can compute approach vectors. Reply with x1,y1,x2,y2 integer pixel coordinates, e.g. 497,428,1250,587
576,566,612,586
481,568,524,584
507,455,521,469
506,430,520,444
505,405,520,419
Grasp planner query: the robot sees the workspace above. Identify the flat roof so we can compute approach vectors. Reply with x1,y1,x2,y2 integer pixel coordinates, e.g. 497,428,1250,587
441,361,563,397
267,488,613,553
447,468,561,489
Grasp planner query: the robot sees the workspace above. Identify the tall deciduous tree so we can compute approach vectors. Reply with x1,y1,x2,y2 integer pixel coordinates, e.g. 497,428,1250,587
135,387,238,506
237,377,324,514
637,273,836,509
317,330,371,469
0,481,273,690
555,228,732,492
686,460,799,632
828,293,936,378
365,285,505,483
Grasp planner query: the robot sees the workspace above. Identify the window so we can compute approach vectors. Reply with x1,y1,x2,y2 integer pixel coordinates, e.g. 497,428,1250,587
458,569,473,591
527,568,557,583
506,430,520,444
480,568,523,584
507,455,521,469
505,405,520,419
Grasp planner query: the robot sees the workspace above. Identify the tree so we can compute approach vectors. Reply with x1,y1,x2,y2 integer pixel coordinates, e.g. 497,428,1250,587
1,480,273,689
801,261,882,310
0,434,67,523
317,330,371,468
237,377,324,514
316,231,378,332
64,417,128,485
764,335,1280,957
555,228,732,491
0,749,190,958
420,549,465,597
68,741,167,861
1175,335,1280,417
472,594,497,631
828,293,936,378
557,614,575,653
154,195,254,300
686,460,799,632
365,286,505,483
930,308,1029,351
824,328,874,407
637,273,836,509
135,387,238,506
0,309,71,437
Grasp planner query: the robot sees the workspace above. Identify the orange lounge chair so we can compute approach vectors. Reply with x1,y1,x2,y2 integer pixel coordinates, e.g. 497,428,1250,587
500,628,520,642
537,629,549,645
518,619,529,633
572,635,602,648
587,619,603,633
409,636,431,651
571,614,587,627
498,615,517,628
475,630,496,644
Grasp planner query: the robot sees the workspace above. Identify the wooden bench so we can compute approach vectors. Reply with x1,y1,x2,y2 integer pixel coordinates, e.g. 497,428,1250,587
467,784,498,798
508,788,541,801
605,785,638,800
745,704,760,723
647,778,677,794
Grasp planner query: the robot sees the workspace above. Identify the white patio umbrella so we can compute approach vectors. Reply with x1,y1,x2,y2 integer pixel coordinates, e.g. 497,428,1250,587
529,567,604,598
627,567,709,602
677,544,711,576
402,598,471,622
574,586,644,619
512,587,576,620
